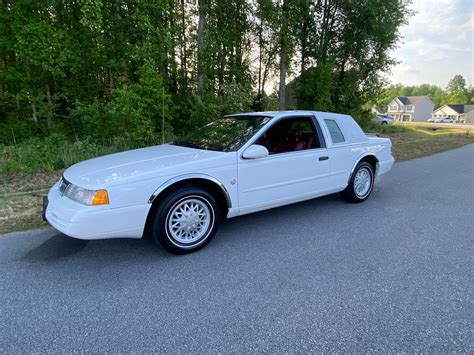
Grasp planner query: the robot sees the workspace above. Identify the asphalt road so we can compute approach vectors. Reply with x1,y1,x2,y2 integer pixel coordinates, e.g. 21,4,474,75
1,145,473,353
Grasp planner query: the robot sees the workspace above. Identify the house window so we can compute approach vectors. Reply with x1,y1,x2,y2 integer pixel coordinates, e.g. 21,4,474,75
406,105,413,111
389,105,397,111
324,119,345,144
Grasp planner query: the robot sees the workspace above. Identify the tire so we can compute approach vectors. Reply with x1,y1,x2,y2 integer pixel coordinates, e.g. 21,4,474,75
381,121,388,125
340,161,375,203
150,186,221,254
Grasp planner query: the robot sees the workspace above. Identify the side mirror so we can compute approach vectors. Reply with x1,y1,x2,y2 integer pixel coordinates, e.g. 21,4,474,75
242,144,269,159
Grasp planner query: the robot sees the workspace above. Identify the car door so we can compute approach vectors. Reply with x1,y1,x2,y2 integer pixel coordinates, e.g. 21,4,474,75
237,115,330,214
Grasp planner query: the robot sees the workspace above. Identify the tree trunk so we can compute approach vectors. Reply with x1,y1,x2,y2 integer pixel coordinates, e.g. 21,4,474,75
278,0,289,111
257,13,263,96
108,68,114,94
262,47,277,95
31,101,38,127
278,41,287,110
218,43,226,93
180,0,188,91
168,9,179,95
25,59,38,127
300,1,309,76
46,83,52,129
197,0,207,96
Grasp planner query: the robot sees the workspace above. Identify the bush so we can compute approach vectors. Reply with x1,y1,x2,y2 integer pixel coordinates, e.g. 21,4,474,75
0,134,132,174
364,121,410,134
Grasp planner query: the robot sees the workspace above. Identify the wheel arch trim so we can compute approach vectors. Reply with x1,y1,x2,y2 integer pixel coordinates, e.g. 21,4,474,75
148,173,232,208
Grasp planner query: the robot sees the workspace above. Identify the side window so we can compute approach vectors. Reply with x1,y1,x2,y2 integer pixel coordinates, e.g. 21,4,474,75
324,119,345,144
256,117,321,154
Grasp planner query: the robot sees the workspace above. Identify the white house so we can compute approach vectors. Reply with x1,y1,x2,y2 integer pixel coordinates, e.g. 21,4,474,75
431,104,474,123
386,96,434,122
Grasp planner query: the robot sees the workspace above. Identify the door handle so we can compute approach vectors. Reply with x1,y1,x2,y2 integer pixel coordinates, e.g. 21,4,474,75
319,156,329,161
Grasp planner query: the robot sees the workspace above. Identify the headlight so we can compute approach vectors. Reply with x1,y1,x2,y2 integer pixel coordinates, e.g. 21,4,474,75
64,183,109,206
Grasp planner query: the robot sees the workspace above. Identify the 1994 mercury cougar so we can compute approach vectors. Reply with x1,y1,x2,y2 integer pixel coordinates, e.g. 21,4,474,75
45,111,394,254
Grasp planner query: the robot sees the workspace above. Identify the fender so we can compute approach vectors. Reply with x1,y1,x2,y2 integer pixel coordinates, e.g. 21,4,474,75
148,173,232,208
348,152,378,183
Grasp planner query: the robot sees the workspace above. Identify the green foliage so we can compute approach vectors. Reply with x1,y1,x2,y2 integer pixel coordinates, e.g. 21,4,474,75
373,75,473,110
291,0,411,117
292,65,335,112
0,0,412,174
365,122,410,135
0,133,105,174
447,74,467,94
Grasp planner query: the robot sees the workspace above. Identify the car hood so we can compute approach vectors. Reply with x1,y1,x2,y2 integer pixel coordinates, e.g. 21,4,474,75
63,144,228,189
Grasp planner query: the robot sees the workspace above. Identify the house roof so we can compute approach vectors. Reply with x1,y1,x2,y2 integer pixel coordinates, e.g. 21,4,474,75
444,104,474,114
395,96,430,105
433,104,474,114
372,106,386,114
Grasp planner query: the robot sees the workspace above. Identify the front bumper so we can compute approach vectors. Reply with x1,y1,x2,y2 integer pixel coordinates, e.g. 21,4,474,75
45,183,151,240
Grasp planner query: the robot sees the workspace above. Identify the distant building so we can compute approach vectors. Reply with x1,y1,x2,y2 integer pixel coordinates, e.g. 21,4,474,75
431,104,474,124
371,106,386,115
386,96,434,122
464,108,474,124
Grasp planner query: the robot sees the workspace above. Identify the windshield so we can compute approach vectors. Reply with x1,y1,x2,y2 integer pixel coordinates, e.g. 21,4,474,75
172,116,271,152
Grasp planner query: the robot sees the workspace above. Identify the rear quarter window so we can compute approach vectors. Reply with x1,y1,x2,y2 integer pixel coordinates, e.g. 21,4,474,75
324,119,345,144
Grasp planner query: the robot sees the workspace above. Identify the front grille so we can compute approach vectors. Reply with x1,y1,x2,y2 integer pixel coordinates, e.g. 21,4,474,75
59,177,70,195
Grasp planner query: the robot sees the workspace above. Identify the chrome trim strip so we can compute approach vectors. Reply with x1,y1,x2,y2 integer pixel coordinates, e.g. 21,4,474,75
148,173,232,208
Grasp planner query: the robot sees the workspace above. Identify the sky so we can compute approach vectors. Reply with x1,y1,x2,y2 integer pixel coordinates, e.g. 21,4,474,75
387,0,473,88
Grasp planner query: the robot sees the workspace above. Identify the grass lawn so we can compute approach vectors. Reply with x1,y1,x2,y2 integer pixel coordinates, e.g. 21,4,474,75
368,122,474,161
1,122,474,234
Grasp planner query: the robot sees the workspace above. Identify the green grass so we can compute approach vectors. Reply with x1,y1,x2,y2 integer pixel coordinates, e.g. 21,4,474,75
370,122,474,161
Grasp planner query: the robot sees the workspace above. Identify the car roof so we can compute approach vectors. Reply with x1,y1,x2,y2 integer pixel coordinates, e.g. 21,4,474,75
225,110,332,119
224,111,278,118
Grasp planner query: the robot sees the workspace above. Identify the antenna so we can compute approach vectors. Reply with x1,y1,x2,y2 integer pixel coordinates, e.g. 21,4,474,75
162,86,165,144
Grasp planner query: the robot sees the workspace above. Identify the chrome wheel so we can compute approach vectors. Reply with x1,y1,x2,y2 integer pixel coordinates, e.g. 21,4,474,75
354,167,372,198
165,196,213,246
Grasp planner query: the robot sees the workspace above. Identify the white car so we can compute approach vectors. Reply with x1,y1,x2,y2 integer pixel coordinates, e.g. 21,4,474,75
45,111,394,254
434,117,453,123
374,115,394,125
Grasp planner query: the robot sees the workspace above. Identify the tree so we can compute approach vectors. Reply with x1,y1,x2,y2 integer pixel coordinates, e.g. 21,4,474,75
290,0,411,118
447,74,467,94
197,0,208,96
278,0,290,110
446,74,468,104
0,0,412,147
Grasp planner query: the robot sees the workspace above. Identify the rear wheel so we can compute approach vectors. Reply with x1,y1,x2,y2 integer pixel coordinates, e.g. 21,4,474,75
150,186,220,254
340,161,375,203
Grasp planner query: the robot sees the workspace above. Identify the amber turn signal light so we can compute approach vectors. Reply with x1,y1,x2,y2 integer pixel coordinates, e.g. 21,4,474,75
91,189,109,205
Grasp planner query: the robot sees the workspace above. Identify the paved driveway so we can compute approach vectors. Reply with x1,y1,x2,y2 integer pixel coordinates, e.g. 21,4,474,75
1,145,473,352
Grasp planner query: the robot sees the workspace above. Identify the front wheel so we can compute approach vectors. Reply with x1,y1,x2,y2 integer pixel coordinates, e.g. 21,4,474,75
340,161,375,203
150,186,221,254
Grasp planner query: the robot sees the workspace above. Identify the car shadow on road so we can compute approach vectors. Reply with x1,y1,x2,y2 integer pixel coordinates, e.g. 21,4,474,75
22,232,171,263
23,234,90,261
22,193,345,263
